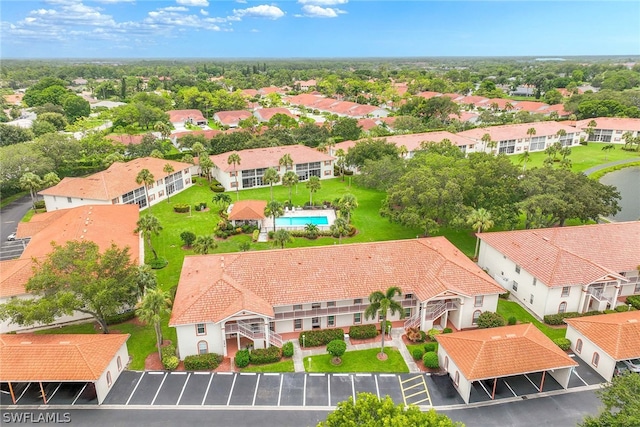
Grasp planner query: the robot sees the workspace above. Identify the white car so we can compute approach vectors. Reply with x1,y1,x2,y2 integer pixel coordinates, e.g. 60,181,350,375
622,358,640,373
7,232,16,241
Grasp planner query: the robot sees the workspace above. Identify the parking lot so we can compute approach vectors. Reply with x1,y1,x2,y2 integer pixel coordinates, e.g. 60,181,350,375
0,382,97,406
0,238,29,261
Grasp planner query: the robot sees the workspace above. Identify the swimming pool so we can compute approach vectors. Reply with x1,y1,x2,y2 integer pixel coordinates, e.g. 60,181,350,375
275,216,329,226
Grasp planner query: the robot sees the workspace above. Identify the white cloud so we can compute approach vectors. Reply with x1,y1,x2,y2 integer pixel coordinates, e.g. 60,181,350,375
95,0,135,3
298,0,347,5
299,4,345,18
233,5,285,20
163,7,189,12
200,9,208,16
176,0,209,6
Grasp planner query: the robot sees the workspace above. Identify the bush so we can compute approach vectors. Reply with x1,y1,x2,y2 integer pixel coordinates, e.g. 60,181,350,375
194,204,202,212
148,257,168,270
210,183,225,192
412,348,424,360
163,356,179,371
326,340,347,358
235,350,250,368
349,324,378,340
249,346,282,364
424,342,437,353
423,352,439,369
180,231,196,247
476,312,506,329
405,327,424,343
173,203,190,213
200,202,207,209
299,328,344,347
239,242,250,252
499,291,511,300
543,310,603,325
282,341,294,358
105,310,135,325
616,304,636,312
252,229,260,242
161,345,176,360
184,353,224,370
427,328,441,341
268,231,275,239
627,295,640,310
508,316,517,326
34,200,46,209
554,338,571,351
442,328,453,334
381,320,392,335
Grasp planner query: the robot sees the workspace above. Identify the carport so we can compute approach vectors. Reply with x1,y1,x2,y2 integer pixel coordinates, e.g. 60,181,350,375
0,333,130,405
436,324,578,404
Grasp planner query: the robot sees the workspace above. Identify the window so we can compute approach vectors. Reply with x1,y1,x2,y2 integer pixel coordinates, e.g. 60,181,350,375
472,310,481,325
327,301,336,307
354,298,362,305
294,319,302,330
635,282,640,293
107,371,112,387
327,316,335,327
295,162,322,181
324,170,331,176
532,278,537,287
165,171,184,196
269,322,275,332
198,341,208,355
592,352,600,367
576,339,583,354
324,160,332,166
112,198,119,204
512,281,518,292
157,179,163,185
529,294,534,304
231,182,238,188
67,197,72,203
444,356,449,370
515,265,521,274
196,323,206,335
148,194,155,202
561,287,570,297
354,313,361,324
242,167,267,188
293,304,303,311
117,356,122,372
312,317,320,329
311,302,321,309
122,187,147,209
405,294,413,300
229,171,237,177
558,302,567,314
454,371,460,387
591,129,612,142
498,139,516,154
529,136,546,151
474,296,484,307
404,308,412,318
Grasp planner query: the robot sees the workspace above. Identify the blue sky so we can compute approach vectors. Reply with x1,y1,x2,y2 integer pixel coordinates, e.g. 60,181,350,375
1,1,639,58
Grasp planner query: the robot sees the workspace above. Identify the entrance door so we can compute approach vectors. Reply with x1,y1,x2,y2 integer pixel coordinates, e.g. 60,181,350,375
312,317,320,329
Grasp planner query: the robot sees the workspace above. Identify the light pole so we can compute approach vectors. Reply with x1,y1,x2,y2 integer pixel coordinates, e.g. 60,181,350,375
302,334,305,348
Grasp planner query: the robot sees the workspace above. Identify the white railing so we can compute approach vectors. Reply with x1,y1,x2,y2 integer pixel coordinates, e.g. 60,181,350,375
424,301,458,321
404,315,420,329
589,288,613,304
226,320,283,348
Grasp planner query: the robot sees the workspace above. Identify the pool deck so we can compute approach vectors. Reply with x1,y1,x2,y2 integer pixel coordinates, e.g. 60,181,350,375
263,208,336,231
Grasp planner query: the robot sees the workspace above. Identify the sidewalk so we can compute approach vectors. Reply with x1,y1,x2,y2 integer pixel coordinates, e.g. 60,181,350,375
291,328,420,373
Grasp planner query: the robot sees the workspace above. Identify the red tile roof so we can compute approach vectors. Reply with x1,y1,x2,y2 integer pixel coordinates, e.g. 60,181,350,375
228,200,267,221
106,134,147,145
458,121,578,142
416,91,442,99
336,130,476,153
173,129,222,140
254,107,296,122
478,222,640,287
437,324,577,380
0,258,38,298
214,110,253,126
0,334,129,382
357,118,379,131
575,117,640,132
167,109,206,123
565,311,640,360
170,238,503,325
457,95,489,105
241,89,259,97
209,145,333,173
513,101,549,112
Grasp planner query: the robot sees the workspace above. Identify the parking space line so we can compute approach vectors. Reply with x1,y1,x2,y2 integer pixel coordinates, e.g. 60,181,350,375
374,375,380,399
240,373,256,376
405,390,426,399
478,380,492,398
194,372,209,375
503,380,518,397
524,374,540,392
0,390,9,395
572,370,589,386
126,373,144,405
303,374,307,406
263,373,279,376
226,374,237,406
398,377,406,405
16,382,31,403
71,384,87,405
252,374,261,406
277,374,283,406
355,374,371,377
176,373,191,405
218,372,233,375
150,373,168,405
334,373,349,376
327,374,331,406
422,376,432,406
309,373,324,376
148,371,165,375
379,374,395,377
48,383,62,401
351,375,355,402
403,382,424,391
201,374,214,406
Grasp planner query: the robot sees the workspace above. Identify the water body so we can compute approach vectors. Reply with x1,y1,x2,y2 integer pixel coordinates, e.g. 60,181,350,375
599,166,640,222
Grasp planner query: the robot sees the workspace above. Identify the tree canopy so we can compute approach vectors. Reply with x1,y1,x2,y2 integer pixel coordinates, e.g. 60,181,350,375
579,373,640,427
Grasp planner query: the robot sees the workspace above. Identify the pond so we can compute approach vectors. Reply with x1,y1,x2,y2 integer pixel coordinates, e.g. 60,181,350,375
599,166,640,222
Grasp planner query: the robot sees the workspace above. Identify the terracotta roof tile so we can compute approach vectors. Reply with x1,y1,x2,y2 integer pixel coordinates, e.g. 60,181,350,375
209,145,333,173
575,117,640,131
106,134,146,145
254,108,296,122
566,311,640,360
167,109,206,123
437,324,577,380
214,110,253,126
228,200,267,220
0,258,38,298
336,130,476,153
458,121,578,142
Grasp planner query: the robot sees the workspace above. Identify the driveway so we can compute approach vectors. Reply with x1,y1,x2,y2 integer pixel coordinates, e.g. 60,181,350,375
0,195,32,260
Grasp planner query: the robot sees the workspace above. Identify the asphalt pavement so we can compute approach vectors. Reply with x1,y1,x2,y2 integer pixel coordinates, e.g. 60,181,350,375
0,195,32,260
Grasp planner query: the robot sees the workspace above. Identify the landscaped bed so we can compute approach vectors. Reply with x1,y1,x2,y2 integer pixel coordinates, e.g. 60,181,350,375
497,299,566,340
304,347,409,373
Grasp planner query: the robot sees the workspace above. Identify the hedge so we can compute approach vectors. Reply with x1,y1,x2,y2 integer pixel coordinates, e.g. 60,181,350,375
173,203,190,213
235,349,250,368
553,338,571,351
184,353,223,370
544,310,604,325
105,310,135,325
163,356,179,371
627,295,640,310
282,342,294,358
148,257,168,270
299,328,344,347
348,324,377,340
249,346,282,365
423,352,439,369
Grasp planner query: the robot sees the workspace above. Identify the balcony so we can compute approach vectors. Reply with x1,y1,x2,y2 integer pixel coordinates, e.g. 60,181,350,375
588,287,614,305
274,299,417,321
226,320,282,347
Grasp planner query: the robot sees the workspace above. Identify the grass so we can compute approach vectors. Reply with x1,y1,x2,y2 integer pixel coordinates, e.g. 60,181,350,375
304,347,409,373
497,299,566,340
588,161,640,180
241,359,295,373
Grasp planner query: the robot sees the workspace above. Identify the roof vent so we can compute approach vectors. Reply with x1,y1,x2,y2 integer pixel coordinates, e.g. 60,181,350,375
505,334,517,338
628,319,638,323
542,237,550,241
59,341,70,345
490,336,501,340
20,341,32,345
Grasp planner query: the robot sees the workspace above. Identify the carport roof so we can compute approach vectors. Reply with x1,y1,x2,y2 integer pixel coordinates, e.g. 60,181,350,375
0,334,129,382
437,324,577,381
565,311,640,360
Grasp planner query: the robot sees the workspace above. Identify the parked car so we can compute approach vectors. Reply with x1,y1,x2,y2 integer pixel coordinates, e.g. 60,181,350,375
622,358,640,373
7,232,16,241
614,361,629,376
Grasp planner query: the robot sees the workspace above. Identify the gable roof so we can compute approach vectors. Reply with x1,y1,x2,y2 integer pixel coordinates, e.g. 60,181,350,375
478,222,640,287
214,110,253,125
228,200,267,221
167,109,206,123
106,134,147,145
437,324,577,381
170,237,503,326
0,334,129,382
254,107,296,122
209,145,333,173
458,121,578,142
566,311,640,360
0,258,38,299
336,130,477,154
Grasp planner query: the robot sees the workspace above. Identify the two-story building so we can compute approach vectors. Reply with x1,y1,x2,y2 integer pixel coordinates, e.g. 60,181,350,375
575,117,640,143
169,237,504,359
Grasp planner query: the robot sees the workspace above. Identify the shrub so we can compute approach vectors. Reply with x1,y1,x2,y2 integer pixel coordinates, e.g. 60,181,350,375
508,316,517,326
543,311,603,325
476,312,506,329
34,200,46,209
200,202,207,209
105,310,135,325
184,353,224,370
282,342,294,358
194,204,202,212
616,304,636,312
554,338,571,351
627,295,640,310
427,328,441,341
210,183,225,192
405,327,424,343
412,348,424,360
235,350,250,368
423,342,437,353
299,328,344,347
419,330,428,342
268,231,275,239
173,203,190,213
326,340,347,358
442,328,453,334
499,291,511,300
349,324,378,340
239,242,250,252
252,229,260,242
148,257,168,270
249,346,282,364
180,231,196,247
422,352,439,369
163,356,179,371
161,345,176,360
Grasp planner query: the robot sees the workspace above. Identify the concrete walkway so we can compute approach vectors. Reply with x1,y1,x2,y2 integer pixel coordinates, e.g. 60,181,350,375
291,328,421,373
582,157,640,175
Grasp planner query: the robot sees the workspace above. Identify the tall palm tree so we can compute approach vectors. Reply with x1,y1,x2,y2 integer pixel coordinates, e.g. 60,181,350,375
191,142,206,159
262,167,280,201
306,176,321,206
364,287,404,356
279,153,293,172
330,217,349,244
162,163,175,202
135,215,163,260
338,193,358,223
227,153,241,200
20,172,43,209
526,127,536,151
136,288,172,360
481,133,495,155
282,171,299,204
265,200,284,232
199,155,214,183
586,120,597,142
622,131,634,150
193,235,217,255
153,121,171,139
519,150,531,172
335,148,346,180
273,229,293,249
135,168,155,211
467,208,494,259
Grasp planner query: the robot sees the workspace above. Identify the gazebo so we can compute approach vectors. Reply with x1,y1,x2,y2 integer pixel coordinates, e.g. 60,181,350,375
228,200,267,228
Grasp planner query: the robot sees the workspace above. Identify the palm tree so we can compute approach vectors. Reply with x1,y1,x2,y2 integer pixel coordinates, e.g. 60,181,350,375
335,148,347,180
526,127,536,151
556,129,567,147
136,288,172,360
481,133,495,155
20,172,43,209
213,193,232,209
193,235,217,255
304,223,319,239
273,229,293,249
265,200,284,232
191,142,206,158
282,171,299,204
199,154,214,183
135,215,163,260
467,208,494,259
586,120,597,142
227,153,241,200
262,167,280,201
338,193,358,223
306,176,321,206
135,168,155,211
150,149,164,159
364,287,404,356
602,144,615,161
519,150,531,172
330,217,350,244
622,131,634,150
163,163,175,202
279,153,293,172
153,121,171,140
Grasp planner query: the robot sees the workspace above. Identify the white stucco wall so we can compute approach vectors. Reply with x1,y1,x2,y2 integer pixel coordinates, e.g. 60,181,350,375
95,341,129,404
438,346,472,404
0,294,93,333
566,325,616,381
175,322,223,360
43,195,110,212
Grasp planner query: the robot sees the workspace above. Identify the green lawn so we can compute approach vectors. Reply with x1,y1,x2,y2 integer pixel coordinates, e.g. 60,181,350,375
497,299,566,340
241,359,295,373
304,347,409,373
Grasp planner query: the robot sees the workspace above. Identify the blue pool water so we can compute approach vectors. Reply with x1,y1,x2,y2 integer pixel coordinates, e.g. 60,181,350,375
275,216,329,226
